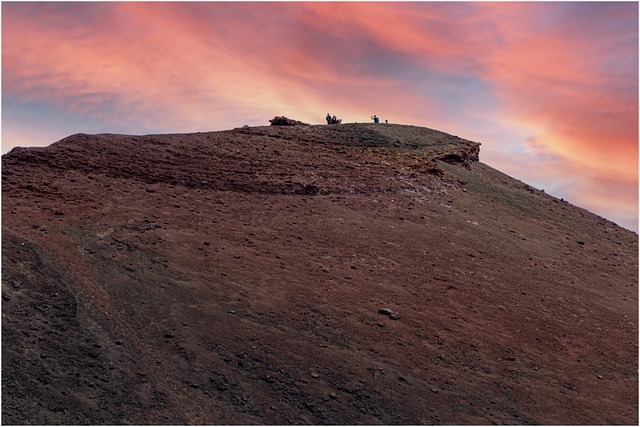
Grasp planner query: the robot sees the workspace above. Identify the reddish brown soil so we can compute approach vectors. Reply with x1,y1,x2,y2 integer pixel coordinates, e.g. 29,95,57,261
2,123,637,425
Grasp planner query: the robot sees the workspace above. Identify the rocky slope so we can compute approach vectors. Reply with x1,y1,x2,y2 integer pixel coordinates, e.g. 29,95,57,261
2,122,637,424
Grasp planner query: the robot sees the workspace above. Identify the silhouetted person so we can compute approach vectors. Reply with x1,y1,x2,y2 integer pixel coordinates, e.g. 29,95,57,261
371,115,379,123
326,113,331,124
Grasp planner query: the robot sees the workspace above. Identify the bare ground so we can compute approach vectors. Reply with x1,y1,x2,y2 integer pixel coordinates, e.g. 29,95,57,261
2,123,637,424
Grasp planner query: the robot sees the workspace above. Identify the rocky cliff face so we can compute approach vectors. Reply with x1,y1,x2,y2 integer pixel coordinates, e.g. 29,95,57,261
2,122,637,425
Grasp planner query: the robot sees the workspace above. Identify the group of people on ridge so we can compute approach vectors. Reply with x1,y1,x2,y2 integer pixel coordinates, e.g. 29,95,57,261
325,113,342,124
325,113,386,125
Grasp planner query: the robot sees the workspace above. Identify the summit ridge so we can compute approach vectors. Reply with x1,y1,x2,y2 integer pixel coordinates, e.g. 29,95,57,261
2,121,637,425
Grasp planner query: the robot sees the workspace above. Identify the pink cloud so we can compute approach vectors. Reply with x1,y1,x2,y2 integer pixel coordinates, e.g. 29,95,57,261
4,3,283,128
472,2,638,174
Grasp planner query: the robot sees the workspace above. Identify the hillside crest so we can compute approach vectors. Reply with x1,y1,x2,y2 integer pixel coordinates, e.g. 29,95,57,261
2,121,637,425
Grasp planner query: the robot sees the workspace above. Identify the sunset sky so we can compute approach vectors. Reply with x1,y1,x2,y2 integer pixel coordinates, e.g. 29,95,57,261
2,2,638,231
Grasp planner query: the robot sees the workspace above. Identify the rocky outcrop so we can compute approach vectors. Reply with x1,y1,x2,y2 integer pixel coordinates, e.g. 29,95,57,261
435,140,481,168
268,116,309,126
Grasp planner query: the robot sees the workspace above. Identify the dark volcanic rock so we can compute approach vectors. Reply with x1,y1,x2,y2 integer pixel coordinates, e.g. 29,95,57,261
435,142,480,168
268,116,309,126
2,123,637,425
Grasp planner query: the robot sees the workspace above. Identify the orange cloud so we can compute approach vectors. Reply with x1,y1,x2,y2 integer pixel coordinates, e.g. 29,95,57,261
472,2,638,178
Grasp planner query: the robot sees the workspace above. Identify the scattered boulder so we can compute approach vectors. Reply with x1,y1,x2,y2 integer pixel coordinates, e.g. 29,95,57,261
378,307,401,320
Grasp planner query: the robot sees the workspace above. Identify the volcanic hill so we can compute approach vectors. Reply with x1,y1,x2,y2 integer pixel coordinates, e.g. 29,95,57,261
2,121,637,425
